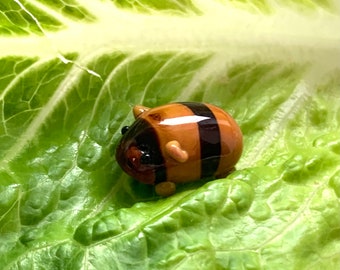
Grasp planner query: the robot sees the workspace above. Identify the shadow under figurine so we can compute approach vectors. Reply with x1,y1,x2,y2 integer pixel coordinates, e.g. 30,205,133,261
115,102,243,197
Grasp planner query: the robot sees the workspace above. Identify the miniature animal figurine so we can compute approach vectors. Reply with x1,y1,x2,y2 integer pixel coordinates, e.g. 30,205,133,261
115,102,243,196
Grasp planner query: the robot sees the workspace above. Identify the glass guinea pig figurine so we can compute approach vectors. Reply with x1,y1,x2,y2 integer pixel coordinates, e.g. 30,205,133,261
115,102,243,197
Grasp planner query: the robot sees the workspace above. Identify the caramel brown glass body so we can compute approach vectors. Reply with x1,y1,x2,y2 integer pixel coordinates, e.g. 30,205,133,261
115,102,243,196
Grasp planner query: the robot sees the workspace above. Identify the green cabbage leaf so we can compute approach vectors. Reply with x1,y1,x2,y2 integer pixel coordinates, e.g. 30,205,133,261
1,0,340,269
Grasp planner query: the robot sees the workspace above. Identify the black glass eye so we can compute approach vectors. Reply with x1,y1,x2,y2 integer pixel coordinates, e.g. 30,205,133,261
140,152,151,164
121,126,129,135
139,144,152,164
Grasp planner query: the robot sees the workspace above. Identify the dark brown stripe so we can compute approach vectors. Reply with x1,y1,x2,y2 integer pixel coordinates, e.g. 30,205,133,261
178,102,221,178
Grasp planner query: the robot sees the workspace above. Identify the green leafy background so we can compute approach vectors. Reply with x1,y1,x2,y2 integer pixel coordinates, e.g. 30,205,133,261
1,0,340,269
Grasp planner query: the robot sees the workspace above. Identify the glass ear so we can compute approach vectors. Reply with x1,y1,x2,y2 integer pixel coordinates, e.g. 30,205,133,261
121,126,129,135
